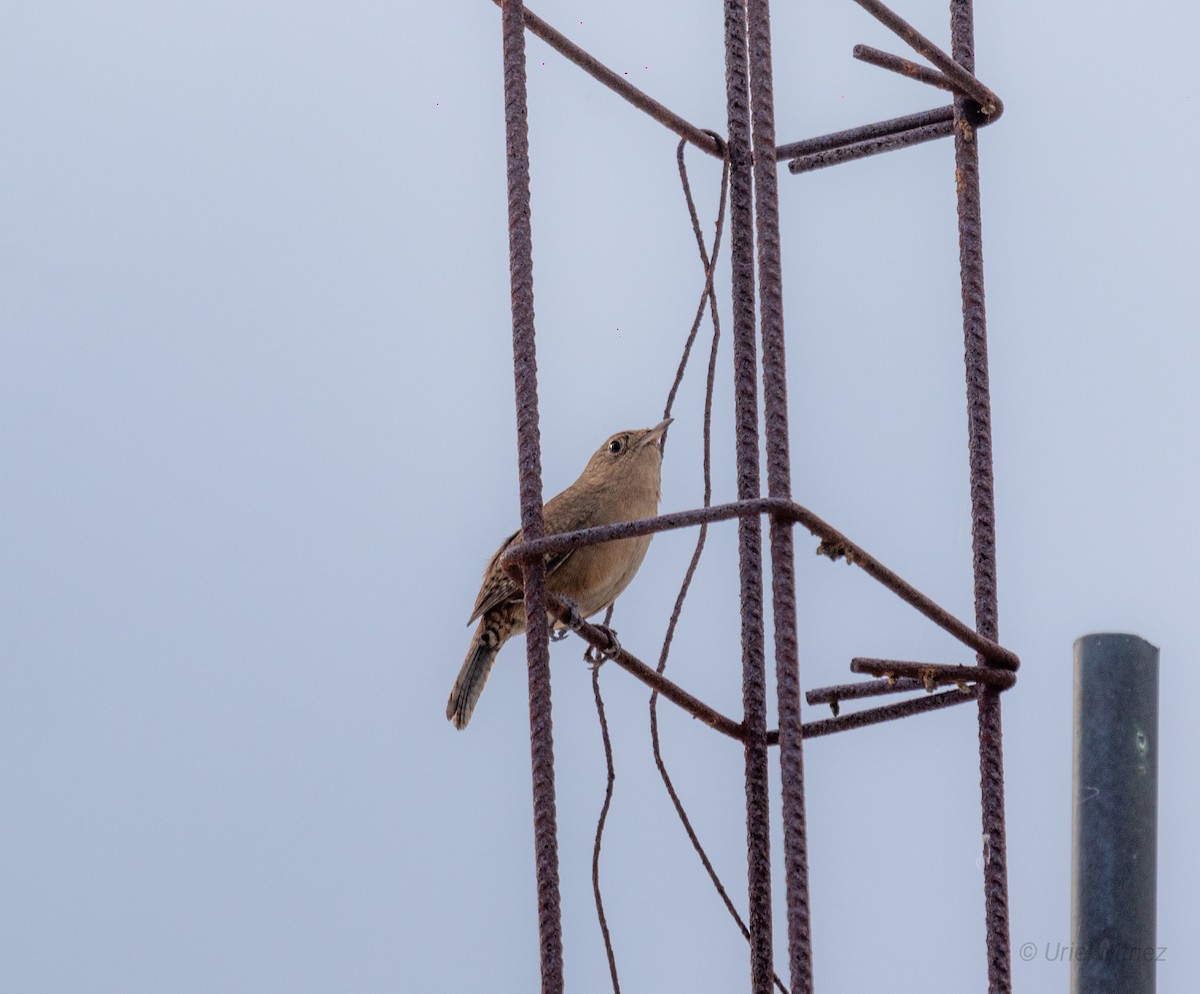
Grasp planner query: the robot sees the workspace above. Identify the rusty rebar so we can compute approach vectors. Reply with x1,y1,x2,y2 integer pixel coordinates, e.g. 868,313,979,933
802,684,979,738
557,605,1008,748
775,105,954,160
488,0,723,158
850,658,1017,691
556,601,749,742
948,0,1011,988
499,2,562,990
807,660,1015,711
746,0,812,988
853,44,954,91
848,0,1002,116
806,676,924,710
723,1,775,986
788,118,954,173
503,498,1019,671
483,1,1013,988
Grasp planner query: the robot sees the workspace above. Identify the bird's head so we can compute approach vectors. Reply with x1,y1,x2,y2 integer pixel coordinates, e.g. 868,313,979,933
579,417,672,494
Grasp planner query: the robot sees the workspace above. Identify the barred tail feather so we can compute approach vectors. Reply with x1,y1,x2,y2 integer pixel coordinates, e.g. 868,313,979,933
446,630,499,730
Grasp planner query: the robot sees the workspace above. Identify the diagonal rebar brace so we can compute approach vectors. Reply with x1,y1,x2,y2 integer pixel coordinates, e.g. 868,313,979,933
502,498,1020,671
552,599,1004,747
848,0,1002,115
853,43,954,91
487,0,723,158
498,2,563,991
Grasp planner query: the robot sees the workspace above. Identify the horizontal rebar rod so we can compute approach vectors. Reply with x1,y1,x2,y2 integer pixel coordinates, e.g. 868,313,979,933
802,684,979,738
503,497,1020,670
806,676,923,707
775,105,954,160
808,661,1014,712
850,657,1017,691
488,0,724,158
787,120,953,173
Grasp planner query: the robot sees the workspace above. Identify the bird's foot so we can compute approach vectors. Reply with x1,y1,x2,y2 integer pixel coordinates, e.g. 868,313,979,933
584,626,621,670
551,596,584,641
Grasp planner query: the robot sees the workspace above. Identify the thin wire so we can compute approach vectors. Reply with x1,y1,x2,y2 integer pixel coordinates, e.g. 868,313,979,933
591,606,621,994
652,138,786,994
662,130,727,431
589,138,731,994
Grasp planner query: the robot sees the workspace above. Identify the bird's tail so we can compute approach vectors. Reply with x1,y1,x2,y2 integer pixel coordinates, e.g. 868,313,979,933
446,625,500,730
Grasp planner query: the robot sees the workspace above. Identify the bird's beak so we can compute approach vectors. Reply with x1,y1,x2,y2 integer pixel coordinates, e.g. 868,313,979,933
637,417,673,449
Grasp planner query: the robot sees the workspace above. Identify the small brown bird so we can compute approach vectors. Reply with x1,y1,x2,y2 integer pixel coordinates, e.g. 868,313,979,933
446,418,672,729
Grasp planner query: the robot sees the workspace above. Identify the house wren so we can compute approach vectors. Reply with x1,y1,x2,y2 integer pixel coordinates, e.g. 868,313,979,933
446,418,672,729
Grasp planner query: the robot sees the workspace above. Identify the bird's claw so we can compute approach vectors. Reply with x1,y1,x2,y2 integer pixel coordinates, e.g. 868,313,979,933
559,596,584,630
584,626,621,670
550,597,583,642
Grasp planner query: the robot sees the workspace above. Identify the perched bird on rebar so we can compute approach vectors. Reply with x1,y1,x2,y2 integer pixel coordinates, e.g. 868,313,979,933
446,418,672,729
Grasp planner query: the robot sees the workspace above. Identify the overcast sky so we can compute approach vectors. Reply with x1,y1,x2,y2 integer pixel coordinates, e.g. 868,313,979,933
3,1,1197,991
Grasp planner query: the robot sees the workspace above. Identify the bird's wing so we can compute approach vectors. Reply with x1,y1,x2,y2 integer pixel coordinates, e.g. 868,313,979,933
468,529,522,623
467,513,579,624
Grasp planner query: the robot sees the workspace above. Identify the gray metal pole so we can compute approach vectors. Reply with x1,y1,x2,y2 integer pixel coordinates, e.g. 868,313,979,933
1072,633,1159,994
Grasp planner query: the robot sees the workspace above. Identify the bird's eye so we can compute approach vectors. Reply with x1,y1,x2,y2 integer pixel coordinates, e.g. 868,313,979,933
608,438,624,454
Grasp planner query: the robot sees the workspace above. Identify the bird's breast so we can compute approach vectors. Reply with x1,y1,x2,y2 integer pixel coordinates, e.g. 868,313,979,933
548,531,653,618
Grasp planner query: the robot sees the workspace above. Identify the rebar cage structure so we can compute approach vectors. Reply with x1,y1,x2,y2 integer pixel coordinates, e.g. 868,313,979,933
489,1,1018,991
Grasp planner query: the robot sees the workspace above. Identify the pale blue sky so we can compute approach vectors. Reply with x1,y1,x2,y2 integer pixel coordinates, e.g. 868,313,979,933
2,1,1196,991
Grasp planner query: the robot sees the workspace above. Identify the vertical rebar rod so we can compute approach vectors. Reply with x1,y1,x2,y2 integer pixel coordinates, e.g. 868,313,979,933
499,2,563,991
1071,633,1159,994
723,1,774,990
744,0,813,990
948,2,1010,991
